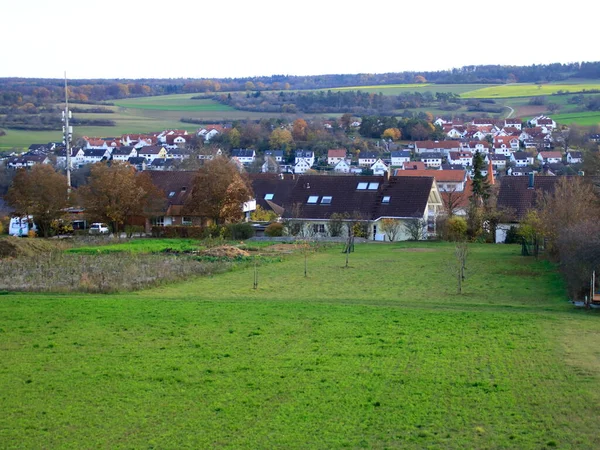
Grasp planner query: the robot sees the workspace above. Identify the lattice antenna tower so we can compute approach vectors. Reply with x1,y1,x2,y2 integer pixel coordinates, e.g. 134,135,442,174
62,72,72,190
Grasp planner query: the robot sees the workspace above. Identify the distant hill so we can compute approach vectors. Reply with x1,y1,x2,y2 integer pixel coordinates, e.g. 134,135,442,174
1,61,600,105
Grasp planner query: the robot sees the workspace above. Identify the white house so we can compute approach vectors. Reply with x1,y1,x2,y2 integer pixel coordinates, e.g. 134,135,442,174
390,150,411,167
138,146,168,163
294,158,312,174
414,141,461,156
327,149,347,166
420,152,443,168
370,159,388,176
75,148,111,166
537,151,562,164
231,149,256,165
504,119,522,130
295,150,315,167
510,152,535,167
111,146,137,162
529,115,556,129
566,150,583,164
262,156,281,173
264,150,284,163
489,154,507,169
333,159,351,173
447,151,473,167
358,151,378,166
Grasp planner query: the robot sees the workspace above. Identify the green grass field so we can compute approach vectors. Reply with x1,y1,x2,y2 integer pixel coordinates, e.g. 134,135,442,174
548,111,600,126
330,83,498,96
1,241,600,448
461,82,600,99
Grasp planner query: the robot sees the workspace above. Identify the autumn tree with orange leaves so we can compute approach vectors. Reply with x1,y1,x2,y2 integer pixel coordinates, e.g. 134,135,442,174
185,157,254,225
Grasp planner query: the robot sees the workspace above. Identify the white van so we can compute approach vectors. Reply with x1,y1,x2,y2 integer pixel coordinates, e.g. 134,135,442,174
8,216,36,237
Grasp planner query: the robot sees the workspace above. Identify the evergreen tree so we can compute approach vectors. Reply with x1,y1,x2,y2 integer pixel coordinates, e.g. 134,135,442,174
471,151,490,204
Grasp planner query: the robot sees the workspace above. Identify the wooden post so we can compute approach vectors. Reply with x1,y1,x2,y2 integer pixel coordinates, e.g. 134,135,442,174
253,259,258,290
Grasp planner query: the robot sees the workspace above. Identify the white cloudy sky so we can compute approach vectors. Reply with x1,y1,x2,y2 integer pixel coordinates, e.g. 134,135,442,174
3,0,599,80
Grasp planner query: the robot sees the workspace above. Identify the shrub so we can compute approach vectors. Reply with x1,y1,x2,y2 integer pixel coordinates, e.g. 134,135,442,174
226,222,255,240
265,222,284,237
447,216,468,241
124,225,145,238
504,226,521,244
352,222,368,238
27,229,37,238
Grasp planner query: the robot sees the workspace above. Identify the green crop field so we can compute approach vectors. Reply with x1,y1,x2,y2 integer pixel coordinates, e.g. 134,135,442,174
1,241,600,448
330,83,496,96
548,111,600,126
461,82,600,99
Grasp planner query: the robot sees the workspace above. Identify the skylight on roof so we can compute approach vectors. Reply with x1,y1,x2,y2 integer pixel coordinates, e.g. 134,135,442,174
321,196,332,204
357,182,368,190
264,193,274,200
368,182,379,190
307,196,319,204
168,191,176,198
382,196,390,203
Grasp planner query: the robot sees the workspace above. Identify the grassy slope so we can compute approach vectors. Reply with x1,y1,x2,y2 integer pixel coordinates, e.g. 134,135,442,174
461,82,600,99
1,242,599,448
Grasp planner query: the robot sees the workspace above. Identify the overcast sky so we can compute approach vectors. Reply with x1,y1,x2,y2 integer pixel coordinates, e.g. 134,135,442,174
4,0,599,80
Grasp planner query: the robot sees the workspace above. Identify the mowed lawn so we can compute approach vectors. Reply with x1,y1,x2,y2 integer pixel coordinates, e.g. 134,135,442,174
1,242,600,448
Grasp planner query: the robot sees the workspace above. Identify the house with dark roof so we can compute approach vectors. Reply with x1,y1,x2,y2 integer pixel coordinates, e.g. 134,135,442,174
146,171,199,228
231,149,256,165
358,151,378,166
127,157,147,171
414,140,461,156
566,151,583,164
419,152,443,168
391,150,411,167
264,150,284,163
495,174,563,242
278,174,442,241
111,146,137,162
6,154,50,169
295,150,315,167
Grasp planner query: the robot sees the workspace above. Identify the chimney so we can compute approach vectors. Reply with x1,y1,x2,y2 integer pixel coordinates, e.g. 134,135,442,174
528,172,535,189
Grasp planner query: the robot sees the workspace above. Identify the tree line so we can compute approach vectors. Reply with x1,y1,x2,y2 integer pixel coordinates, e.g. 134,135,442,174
2,61,600,107
4,158,254,237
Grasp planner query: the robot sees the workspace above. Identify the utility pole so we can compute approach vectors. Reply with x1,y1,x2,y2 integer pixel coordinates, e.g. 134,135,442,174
62,72,72,191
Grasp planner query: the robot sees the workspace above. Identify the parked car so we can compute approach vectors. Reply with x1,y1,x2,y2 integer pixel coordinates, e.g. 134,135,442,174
89,223,110,235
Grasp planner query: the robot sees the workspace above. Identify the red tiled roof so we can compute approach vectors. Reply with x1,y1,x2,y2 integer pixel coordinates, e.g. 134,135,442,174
327,149,347,158
395,169,466,182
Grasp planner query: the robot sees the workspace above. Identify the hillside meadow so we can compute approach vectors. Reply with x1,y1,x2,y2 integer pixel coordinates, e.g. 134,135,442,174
1,241,600,448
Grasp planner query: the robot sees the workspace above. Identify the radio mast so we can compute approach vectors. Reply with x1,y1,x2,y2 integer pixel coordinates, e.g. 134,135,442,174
62,72,72,190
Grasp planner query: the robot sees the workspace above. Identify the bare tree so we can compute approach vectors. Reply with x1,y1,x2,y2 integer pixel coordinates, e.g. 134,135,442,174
454,242,469,294
404,217,427,241
379,218,402,242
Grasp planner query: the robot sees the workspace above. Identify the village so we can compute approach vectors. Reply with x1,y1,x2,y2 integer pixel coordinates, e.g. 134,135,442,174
0,112,591,245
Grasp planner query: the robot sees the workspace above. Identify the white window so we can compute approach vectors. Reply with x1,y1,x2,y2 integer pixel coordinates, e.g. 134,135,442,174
182,217,192,226
264,193,274,200
321,196,332,204
368,182,379,190
152,216,165,227
382,196,391,203
307,196,319,204
357,182,368,190
168,191,176,198
312,223,325,234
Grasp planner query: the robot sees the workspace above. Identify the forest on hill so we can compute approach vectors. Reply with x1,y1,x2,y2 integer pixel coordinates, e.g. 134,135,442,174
2,61,600,107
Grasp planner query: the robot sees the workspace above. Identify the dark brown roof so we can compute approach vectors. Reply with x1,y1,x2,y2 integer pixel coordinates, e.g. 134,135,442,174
372,176,434,220
282,175,433,220
147,171,196,211
496,175,561,220
249,173,296,212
